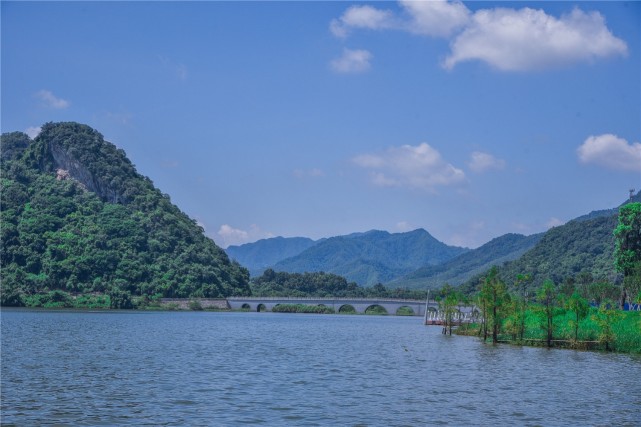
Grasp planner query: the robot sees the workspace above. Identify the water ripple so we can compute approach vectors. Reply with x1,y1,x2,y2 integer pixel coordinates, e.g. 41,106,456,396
2,309,640,426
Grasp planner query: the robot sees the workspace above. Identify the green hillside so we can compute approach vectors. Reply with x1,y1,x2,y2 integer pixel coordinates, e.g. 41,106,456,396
497,215,620,289
226,236,317,277
1,122,251,307
389,232,543,290
272,229,468,286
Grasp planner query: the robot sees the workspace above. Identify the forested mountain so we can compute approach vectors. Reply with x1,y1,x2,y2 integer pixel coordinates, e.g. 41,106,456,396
226,236,317,277
272,229,468,286
388,232,543,290
496,215,620,289
1,122,251,306
457,194,641,295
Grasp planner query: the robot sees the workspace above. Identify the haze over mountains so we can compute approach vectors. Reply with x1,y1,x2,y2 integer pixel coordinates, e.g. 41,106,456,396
227,192,641,290
227,228,534,288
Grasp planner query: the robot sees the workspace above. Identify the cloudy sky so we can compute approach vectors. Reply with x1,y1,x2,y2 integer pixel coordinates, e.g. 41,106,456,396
2,1,639,248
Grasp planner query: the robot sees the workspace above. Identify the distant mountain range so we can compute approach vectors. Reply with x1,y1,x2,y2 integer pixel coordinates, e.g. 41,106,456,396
226,237,317,277
227,229,469,286
388,232,544,289
227,191,641,291
272,229,469,286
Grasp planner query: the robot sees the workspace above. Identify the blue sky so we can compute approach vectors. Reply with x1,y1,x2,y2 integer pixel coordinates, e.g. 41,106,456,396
2,1,640,248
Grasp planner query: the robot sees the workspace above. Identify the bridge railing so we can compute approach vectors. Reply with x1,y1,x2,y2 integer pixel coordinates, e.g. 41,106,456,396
227,296,428,304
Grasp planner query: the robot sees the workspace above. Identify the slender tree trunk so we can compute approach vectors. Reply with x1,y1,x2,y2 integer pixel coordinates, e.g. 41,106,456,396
547,314,552,348
492,305,498,344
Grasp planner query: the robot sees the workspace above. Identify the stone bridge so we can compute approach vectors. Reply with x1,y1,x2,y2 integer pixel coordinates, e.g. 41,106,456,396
227,297,476,317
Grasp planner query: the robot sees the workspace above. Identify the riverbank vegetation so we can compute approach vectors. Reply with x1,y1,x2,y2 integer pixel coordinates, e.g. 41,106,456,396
459,304,640,353
453,262,641,353
271,303,335,314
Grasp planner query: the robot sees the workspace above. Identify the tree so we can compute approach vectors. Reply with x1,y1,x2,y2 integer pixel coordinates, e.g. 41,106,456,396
515,273,533,341
479,267,508,343
592,300,623,351
438,286,459,335
614,202,641,308
566,291,589,342
536,279,558,348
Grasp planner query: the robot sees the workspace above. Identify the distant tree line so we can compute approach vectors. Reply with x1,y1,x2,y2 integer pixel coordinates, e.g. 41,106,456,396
250,269,426,300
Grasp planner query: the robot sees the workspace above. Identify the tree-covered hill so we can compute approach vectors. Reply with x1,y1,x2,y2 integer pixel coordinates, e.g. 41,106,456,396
388,232,543,290
1,122,251,306
272,229,468,286
496,215,620,289
457,198,640,296
226,236,318,277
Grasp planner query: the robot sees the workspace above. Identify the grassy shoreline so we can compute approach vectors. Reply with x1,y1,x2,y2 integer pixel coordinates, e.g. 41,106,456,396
456,308,641,354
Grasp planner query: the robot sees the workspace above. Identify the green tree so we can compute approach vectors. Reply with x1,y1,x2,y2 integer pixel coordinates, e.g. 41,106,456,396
566,291,589,342
479,267,508,343
536,279,558,347
592,300,623,351
515,273,533,340
614,202,641,308
438,285,459,335
108,287,133,309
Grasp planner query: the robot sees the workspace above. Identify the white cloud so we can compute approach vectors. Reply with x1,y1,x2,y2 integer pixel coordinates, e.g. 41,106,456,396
468,151,505,173
177,64,188,80
25,126,42,139
354,142,465,191
330,3,627,72
331,1,469,39
577,134,641,172
399,0,470,37
215,224,274,248
35,90,70,109
545,217,565,229
446,220,486,248
158,55,188,80
395,221,412,232
106,111,133,125
330,5,397,38
330,48,373,74
293,168,325,178
443,7,628,71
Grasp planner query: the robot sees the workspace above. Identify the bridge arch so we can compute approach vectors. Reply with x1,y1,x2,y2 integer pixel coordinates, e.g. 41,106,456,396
241,303,251,310
365,304,388,315
396,306,415,316
257,303,267,312
338,304,356,314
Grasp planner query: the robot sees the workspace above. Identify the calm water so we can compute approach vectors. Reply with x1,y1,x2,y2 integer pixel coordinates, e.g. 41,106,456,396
2,309,640,426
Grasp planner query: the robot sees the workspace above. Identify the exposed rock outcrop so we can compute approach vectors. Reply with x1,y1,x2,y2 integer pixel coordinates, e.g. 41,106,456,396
48,139,126,204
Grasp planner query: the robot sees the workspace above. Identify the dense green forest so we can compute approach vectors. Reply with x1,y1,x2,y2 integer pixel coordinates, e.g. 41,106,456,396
271,229,468,286
1,123,251,307
251,269,426,300
454,205,638,297
389,232,542,289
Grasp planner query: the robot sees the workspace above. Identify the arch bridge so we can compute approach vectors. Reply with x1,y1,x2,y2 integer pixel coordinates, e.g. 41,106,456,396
227,297,475,317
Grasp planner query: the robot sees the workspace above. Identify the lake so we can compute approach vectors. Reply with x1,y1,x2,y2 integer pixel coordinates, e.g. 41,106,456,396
2,309,640,426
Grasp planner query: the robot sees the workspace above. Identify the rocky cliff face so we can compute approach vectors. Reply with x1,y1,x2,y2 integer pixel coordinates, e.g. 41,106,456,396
48,139,127,204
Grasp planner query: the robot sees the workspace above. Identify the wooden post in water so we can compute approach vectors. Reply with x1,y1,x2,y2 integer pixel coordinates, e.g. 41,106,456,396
423,290,430,325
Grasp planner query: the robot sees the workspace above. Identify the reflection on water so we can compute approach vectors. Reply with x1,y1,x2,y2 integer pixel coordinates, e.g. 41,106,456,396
2,309,640,426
